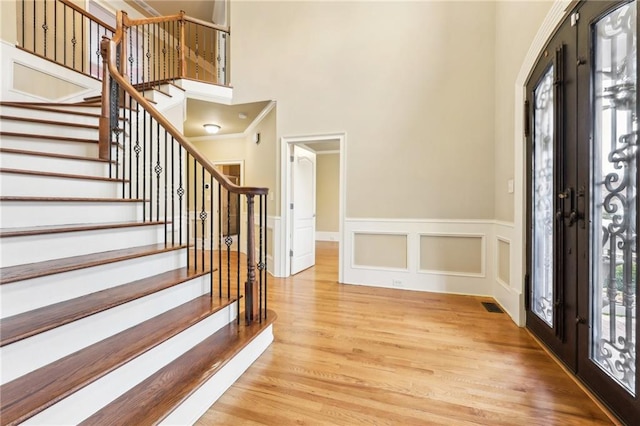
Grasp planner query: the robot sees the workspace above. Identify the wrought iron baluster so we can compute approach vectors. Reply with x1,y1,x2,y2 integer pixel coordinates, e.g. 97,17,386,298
264,195,268,319
53,0,57,61
149,117,154,220
32,0,36,52
164,129,168,243
178,146,184,245
71,10,76,69
259,194,263,322
142,109,147,221
63,4,66,65
155,122,161,222
237,193,241,323
218,182,222,298
162,21,167,82
81,15,84,73
195,25,199,79
210,175,214,296
191,158,196,271
171,136,175,245
42,0,47,57
226,189,231,301
186,153,190,269
201,166,206,271
21,0,24,49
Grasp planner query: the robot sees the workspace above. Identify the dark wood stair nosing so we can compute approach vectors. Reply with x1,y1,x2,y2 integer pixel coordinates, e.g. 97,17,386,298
0,148,114,164
0,243,187,285
0,131,120,146
0,115,99,130
0,168,128,183
0,295,235,426
79,310,277,426
0,267,215,347
0,102,128,122
0,220,168,238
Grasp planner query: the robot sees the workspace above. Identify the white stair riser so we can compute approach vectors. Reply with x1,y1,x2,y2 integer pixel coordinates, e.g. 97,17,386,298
0,249,188,318
0,173,120,198
162,325,273,426
1,225,165,267
0,120,100,140
0,135,99,157
0,107,101,126
26,302,237,425
0,152,109,177
0,274,211,385
0,200,143,228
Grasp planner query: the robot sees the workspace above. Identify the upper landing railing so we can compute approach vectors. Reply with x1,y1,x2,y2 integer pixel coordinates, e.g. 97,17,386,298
17,0,230,87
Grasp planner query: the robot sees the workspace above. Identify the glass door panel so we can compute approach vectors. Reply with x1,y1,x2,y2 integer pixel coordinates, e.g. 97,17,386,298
532,65,556,327
590,0,637,396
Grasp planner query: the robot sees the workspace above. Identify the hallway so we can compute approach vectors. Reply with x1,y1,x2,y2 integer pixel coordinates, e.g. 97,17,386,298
197,242,614,425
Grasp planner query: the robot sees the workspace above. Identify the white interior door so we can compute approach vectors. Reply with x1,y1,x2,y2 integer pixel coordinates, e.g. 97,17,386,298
290,145,316,275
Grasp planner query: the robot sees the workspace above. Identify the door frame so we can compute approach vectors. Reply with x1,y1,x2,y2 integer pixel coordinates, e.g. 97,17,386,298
280,133,346,282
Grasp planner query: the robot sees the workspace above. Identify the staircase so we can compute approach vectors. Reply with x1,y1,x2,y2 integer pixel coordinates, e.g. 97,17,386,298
0,101,275,425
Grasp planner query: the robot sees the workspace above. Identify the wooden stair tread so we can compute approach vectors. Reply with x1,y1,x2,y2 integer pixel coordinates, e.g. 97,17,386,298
0,102,128,121
0,148,113,164
0,220,166,238
0,168,128,183
80,310,276,426
0,115,99,130
0,267,214,347
0,131,117,145
0,295,234,425
0,196,145,203
0,243,186,284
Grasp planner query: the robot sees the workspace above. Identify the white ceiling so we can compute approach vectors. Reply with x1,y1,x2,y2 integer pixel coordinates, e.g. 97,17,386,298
184,100,271,137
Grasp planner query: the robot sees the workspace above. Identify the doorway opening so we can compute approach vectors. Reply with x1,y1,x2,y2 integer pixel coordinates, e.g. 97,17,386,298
281,133,346,281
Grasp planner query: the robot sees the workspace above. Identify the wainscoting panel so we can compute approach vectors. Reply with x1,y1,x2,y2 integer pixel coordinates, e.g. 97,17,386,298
344,219,495,296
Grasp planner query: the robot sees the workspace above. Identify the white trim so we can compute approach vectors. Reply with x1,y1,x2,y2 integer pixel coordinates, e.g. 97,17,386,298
281,133,347,282
351,231,410,272
315,231,339,241
346,217,497,225
416,232,486,278
315,150,340,155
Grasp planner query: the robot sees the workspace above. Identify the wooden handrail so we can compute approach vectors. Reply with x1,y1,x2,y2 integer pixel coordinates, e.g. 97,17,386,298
120,12,230,35
100,37,265,196
58,0,116,33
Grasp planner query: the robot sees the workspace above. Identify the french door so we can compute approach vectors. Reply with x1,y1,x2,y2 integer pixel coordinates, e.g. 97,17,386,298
526,1,639,423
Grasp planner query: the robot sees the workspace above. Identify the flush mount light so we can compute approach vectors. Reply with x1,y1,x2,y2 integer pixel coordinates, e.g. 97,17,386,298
238,112,247,120
203,124,221,134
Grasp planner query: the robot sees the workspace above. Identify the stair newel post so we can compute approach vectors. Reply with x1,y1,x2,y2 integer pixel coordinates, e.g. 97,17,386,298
245,194,259,324
98,37,111,162
179,10,186,79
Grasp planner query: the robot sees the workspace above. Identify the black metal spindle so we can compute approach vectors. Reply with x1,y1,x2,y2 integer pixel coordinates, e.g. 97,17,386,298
42,0,47,57
72,11,76,69
63,4,66,65
81,16,84,73
178,146,184,245
162,21,167,81
152,23,156,86
259,195,263,322
146,24,150,89
171,136,175,245
142,109,147,221
156,121,161,222
195,25,199,79
226,189,231,300
192,158,197,271
149,116,154,220
21,0,24,49
186,153,190,269
236,192,241,322
218,182,222,298
53,0,57,61
210,174,214,297
33,0,36,52
164,129,168,243
201,166,205,270
264,197,268,319
128,94,133,199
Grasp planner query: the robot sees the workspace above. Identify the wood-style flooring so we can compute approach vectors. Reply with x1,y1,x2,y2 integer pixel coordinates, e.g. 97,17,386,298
196,242,615,425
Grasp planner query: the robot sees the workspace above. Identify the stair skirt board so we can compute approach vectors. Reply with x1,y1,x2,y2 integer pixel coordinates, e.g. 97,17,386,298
0,274,211,384
1,249,187,318
0,135,101,157
161,324,274,426
0,152,110,177
0,200,144,228
0,173,122,198
22,303,239,426
1,225,165,267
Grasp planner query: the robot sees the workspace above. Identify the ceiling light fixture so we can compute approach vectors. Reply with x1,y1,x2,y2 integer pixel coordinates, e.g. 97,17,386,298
238,112,247,120
203,124,221,134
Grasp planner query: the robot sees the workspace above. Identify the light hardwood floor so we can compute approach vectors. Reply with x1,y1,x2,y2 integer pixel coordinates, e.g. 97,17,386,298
196,242,614,425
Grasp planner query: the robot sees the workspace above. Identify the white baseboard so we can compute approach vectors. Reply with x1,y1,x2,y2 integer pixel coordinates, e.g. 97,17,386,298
315,231,339,242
